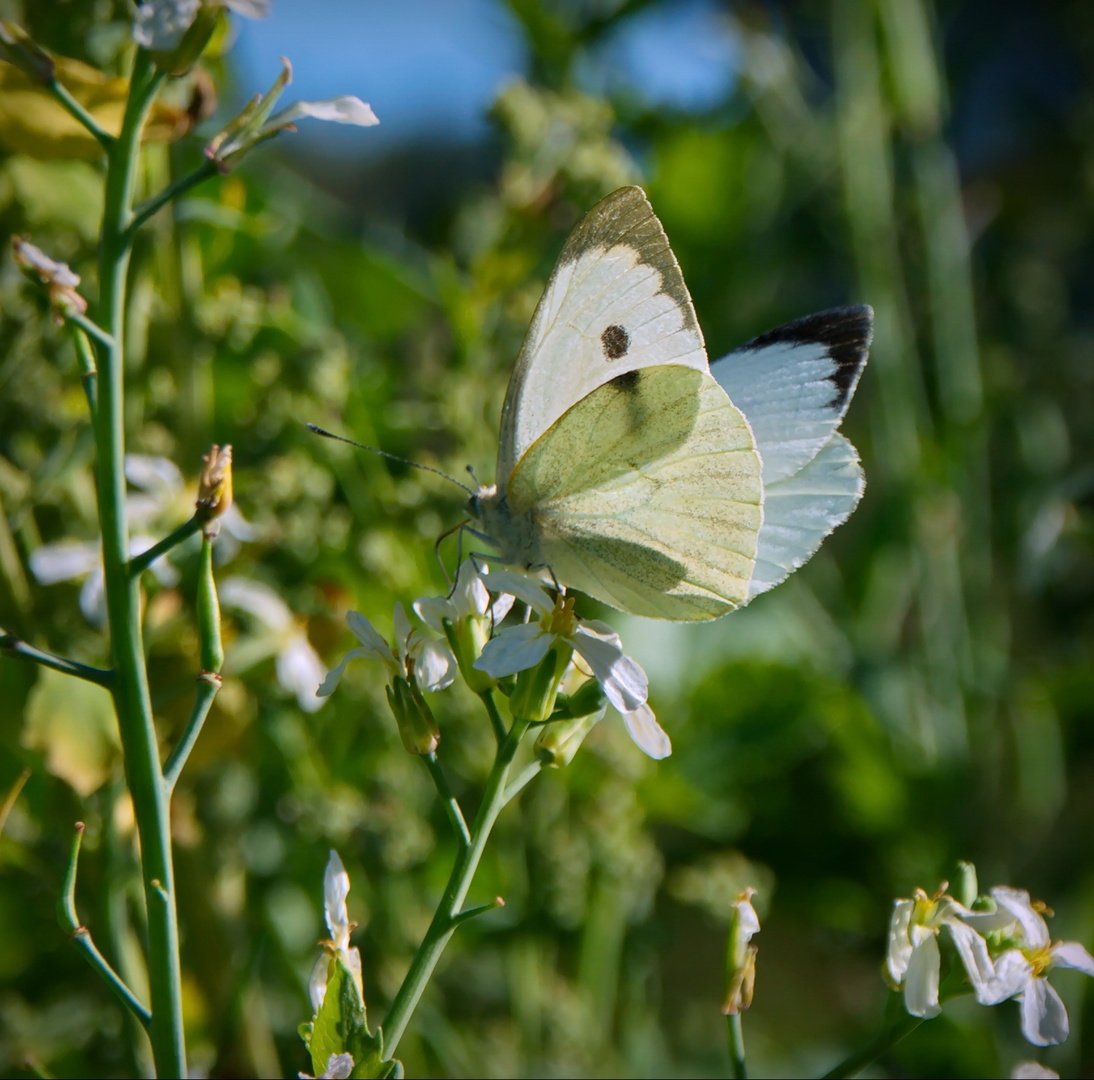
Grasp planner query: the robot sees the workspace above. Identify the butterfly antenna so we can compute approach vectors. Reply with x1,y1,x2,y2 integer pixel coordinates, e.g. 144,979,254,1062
306,423,475,496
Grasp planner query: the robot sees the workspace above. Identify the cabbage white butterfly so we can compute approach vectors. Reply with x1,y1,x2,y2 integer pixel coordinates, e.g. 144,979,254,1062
470,186,870,620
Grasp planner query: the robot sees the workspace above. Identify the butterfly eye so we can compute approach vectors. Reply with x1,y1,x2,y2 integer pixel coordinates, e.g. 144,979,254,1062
600,324,629,360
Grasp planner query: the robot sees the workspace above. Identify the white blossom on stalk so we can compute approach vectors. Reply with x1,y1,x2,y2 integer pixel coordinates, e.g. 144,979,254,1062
205,58,377,172
219,578,326,712
1011,1063,1059,1079
414,558,514,633
473,568,671,757
318,604,454,698
308,851,364,1013
972,886,1094,1046
886,886,996,1018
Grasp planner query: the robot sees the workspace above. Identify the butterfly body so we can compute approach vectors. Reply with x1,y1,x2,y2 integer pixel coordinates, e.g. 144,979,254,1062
470,187,871,621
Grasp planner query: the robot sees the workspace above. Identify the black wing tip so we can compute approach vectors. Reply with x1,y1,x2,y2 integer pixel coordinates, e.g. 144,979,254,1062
739,305,873,412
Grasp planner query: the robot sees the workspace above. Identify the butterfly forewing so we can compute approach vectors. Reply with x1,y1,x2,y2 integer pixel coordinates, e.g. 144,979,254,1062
507,366,762,620
497,187,708,483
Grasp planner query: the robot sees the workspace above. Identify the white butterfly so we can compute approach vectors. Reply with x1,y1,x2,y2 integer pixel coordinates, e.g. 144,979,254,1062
470,186,870,620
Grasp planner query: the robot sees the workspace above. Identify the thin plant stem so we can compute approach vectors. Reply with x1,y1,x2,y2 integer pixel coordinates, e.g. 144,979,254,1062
381,716,532,1058
128,515,203,578
479,688,507,745
820,1001,924,1079
128,158,219,239
421,751,472,851
66,310,115,350
93,48,186,1077
726,1012,747,1080
71,325,99,417
163,675,221,794
0,632,113,687
58,822,152,1029
47,76,114,151
502,759,542,805
0,768,31,838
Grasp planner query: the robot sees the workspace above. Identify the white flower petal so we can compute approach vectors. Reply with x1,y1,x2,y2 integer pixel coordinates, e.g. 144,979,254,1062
983,949,1034,1006
272,97,379,129
277,635,327,713
621,703,671,759
393,603,412,658
316,646,374,697
480,569,553,614
345,611,392,659
319,1051,355,1079
991,887,1051,948
323,850,351,944
220,578,294,632
1011,1062,1059,1078
79,567,107,625
413,594,453,633
903,934,942,1018
946,918,997,998
572,628,647,712
413,638,456,692
886,899,915,983
474,623,551,677
125,454,184,496
226,0,271,17
1021,975,1069,1047
453,559,490,617
29,540,98,584
1051,940,1094,976
307,951,330,1014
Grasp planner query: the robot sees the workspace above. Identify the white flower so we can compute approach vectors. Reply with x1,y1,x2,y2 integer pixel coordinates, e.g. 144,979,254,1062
308,851,364,1013
413,558,514,632
317,604,455,698
974,886,1094,1046
886,887,996,1018
723,888,760,1015
1011,1064,1059,1079
473,569,671,757
30,534,179,626
219,578,326,713
205,58,377,171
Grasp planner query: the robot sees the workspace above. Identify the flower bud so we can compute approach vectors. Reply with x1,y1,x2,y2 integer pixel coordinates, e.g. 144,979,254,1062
534,707,603,767
386,676,440,755
509,640,572,723
196,443,233,528
723,888,760,1015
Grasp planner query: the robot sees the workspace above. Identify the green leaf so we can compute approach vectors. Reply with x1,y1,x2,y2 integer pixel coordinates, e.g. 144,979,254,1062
303,956,399,1079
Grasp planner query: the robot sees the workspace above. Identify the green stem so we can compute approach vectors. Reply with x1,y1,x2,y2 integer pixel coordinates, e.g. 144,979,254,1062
163,675,221,794
127,158,219,240
70,325,99,418
421,751,472,851
0,632,113,687
128,515,203,578
48,75,115,151
726,1012,747,1080
58,822,152,1029
502,759,542,805
93,49,185,1078
66,310,116,350
479,688,507,745
820,1002,924,1079
381,716,532,1058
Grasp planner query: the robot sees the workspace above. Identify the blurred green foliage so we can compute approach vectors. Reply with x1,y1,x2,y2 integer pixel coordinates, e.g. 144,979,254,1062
1,1,1092,1077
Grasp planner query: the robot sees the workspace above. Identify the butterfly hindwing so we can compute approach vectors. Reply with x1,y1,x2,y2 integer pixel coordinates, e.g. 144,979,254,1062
506,365,762,620
496,187,708,483
711,306,872,599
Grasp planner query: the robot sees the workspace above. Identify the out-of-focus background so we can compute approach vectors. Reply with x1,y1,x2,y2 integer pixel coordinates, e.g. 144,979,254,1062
1,1,1092,1076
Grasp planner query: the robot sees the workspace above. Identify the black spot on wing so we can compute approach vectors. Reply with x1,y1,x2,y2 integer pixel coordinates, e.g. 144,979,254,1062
739,305,873,411
601,323,630,360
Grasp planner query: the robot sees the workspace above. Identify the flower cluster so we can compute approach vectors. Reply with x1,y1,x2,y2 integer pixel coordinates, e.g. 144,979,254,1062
317,560,671,760
886,875,1094,1047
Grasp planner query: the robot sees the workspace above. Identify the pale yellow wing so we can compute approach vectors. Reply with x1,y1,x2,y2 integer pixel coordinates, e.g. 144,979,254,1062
507,365,762,621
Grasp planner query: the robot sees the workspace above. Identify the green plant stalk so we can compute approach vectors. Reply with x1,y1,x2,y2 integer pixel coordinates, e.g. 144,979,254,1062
381,712,531,1058
726,1012,747,1080
92,49,184,1078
